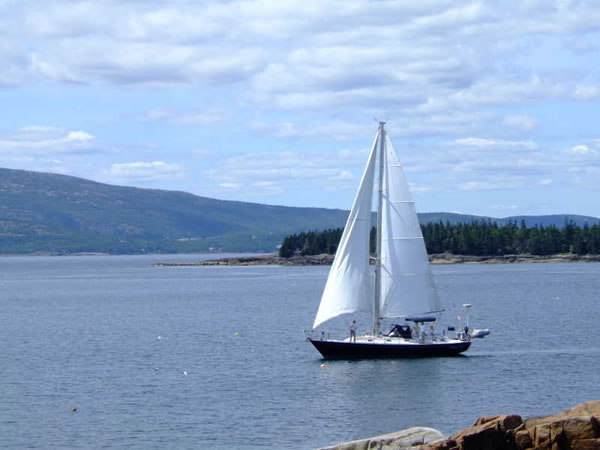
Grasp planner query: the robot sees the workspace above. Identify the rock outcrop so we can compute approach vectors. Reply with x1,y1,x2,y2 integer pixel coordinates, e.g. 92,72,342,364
320,427,445,450
156,253,600,267
322,401,600,450
427,400,600,450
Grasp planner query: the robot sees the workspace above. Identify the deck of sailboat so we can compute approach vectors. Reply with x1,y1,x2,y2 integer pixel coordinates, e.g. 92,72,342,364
308,336,471,359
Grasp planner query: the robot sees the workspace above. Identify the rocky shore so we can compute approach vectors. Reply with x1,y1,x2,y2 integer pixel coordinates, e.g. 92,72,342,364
322,400,600,449
154,253,335,266
154,252,600,267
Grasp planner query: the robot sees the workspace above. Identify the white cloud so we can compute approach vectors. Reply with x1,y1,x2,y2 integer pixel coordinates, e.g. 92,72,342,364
503,115,538,132
2,0,600,211
573,85,600,100
567,143,600,160
0,126,97,154
103,161,186,183
457,178,524,191
454,137,538,150
569,144,591,154
66,131,94,142
251,120,371,141
205,148,367,196
219,182,241,190
490,204,519,210
409,182,434,193
3,0,597,112
18,125,56,133
332,170,353,181
146,108,225,125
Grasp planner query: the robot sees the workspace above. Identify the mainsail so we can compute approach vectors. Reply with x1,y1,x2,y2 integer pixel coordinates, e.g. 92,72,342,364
378,134,441,318
312,133,379,329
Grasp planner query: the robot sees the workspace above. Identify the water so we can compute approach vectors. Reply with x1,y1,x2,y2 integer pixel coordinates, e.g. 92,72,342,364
1,256,600,449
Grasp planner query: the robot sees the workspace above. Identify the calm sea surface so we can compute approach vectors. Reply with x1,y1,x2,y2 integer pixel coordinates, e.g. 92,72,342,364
1,255,600,449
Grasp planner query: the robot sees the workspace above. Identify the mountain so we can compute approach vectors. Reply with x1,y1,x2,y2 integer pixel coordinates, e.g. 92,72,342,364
1,167,599,254
0,168,349,254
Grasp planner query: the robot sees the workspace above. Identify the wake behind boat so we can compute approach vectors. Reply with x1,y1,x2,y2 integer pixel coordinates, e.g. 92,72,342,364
307,122,489,359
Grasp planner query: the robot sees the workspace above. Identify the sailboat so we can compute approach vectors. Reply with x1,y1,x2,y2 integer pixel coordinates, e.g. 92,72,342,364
307,122,489,359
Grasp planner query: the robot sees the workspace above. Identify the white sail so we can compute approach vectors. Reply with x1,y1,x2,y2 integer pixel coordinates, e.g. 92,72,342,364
312,133,379,329
378,134,441,318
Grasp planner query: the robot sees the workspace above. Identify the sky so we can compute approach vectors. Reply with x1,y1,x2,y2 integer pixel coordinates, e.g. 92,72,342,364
1,0,600,217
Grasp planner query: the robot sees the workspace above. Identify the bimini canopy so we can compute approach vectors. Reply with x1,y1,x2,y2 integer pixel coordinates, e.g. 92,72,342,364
405,316,437,323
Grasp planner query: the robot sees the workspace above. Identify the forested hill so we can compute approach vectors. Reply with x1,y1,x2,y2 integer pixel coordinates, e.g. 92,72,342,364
1,167,599,254
0,168,349,254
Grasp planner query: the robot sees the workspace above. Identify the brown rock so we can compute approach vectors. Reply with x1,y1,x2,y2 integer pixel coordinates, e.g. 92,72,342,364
513,429,533,449
426,401,600,450
428,415,523,450
522,401,600,449
569,438,600,449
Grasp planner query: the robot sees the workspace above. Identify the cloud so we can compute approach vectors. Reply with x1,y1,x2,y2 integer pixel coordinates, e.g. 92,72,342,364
20,1,271,86
219,182,241,190
457,178,525,191
205,148,369,196
66,131,94,142
146,108,226,125
573,85,600,100
490,204,519,210
250,120,372,141
440,139,600,193
102,161,186,183
454,137,537,150
2,0,600,210
0,126,98,154
408,182,434,193
503,115,538,132
569,144,591,155
2,0,596,111
567,142,600,158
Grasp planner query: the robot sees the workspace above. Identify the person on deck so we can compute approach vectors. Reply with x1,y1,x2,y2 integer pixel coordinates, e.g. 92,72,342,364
349,320,357,342
419,323,427,342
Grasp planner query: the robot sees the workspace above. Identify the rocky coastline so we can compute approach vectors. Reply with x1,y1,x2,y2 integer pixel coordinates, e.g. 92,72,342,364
154,252,600,267
322,400,600,449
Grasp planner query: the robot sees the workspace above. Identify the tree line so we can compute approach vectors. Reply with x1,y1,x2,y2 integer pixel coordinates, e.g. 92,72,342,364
278,221,600,257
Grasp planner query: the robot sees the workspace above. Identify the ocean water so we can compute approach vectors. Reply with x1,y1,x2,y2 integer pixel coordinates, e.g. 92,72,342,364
1,255,600,449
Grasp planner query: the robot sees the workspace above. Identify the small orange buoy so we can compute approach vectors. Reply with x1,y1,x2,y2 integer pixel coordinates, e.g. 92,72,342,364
72,408,77,412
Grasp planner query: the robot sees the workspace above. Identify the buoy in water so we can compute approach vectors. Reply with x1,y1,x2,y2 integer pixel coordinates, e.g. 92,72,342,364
234,332,240,336
72,408,77,412
320,364,328,368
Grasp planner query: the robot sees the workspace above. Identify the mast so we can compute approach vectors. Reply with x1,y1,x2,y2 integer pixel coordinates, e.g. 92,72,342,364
373,121,385,336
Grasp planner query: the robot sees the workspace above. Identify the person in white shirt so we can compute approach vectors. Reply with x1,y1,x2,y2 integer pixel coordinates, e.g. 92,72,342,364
349,320,357,342
419,323,427,342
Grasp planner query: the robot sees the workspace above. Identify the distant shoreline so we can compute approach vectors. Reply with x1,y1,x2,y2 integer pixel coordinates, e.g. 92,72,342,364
153,252,600,266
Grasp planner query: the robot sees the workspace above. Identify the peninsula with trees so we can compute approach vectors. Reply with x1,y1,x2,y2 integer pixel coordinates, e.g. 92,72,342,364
160,221,600,266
